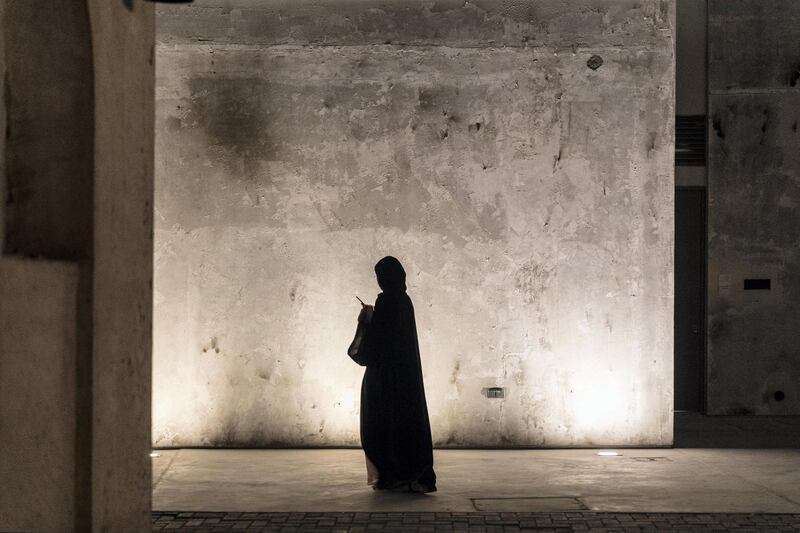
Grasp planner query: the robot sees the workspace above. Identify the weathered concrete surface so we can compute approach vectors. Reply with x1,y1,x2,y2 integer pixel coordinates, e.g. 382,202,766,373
0,0,5,253
675,0,705,117
154,1,675,447
0,258,78,532
157,0,674,49
0,2,155,530
0,4,92,531
674,0,706,188
708,1,800,92
707,1,800,415
89,0,155,530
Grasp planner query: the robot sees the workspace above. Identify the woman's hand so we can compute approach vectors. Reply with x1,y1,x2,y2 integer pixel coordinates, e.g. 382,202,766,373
358,304,374,325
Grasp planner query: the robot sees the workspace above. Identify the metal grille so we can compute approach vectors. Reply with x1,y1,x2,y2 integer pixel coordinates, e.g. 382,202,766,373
675,115,706,166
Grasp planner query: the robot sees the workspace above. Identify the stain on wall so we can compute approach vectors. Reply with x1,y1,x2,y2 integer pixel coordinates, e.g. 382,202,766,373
154,0,675,447
707,1,800,415
3,0,94,259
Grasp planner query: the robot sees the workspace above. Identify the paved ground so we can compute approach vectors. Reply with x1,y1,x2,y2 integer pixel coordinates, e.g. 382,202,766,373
152,511,800,531
153,448,800,513
152,415,800,530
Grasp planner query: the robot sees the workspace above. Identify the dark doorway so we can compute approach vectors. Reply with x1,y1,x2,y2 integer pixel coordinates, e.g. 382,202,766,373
674,187,706,412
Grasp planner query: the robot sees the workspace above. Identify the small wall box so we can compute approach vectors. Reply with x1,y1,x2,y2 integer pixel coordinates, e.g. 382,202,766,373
744,279,771,290
485,387,505,399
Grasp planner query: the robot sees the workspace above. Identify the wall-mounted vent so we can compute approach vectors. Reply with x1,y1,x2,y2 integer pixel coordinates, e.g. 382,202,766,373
676,115,706,166
744,279,771,290
483,387,505,399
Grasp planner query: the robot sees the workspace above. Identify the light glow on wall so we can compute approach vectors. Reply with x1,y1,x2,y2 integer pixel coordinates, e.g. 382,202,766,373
570,369,630,435
152,3,675,447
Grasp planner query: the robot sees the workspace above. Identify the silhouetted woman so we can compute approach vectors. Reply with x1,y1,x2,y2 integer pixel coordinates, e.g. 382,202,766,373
348,256,437,493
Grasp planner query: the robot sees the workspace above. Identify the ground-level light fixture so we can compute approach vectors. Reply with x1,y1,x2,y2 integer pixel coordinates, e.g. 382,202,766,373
596,451,620,457
150,452,161,458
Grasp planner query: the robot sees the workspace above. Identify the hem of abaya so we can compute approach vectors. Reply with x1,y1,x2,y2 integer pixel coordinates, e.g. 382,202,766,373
365,453,380,487
371,468,437,493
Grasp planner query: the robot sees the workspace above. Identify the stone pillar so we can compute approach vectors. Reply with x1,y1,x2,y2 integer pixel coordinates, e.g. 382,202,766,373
88,0,155,530
1,1,155,530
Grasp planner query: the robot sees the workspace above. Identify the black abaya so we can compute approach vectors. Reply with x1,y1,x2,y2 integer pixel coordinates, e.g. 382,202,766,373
349,269,436,492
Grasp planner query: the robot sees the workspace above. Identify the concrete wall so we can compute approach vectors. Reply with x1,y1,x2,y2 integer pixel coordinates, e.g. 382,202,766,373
707,1,800,415
154,0,676,447
676,0,706,116
0,259,78,532
2,1,94,258
0,1,5,253
1,1,154,530
675,0,706,188
1,3,92,530
88,0,155,529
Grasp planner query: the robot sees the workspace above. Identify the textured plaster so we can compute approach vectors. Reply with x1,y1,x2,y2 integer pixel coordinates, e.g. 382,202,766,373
707,0,800,415
154,1,675,447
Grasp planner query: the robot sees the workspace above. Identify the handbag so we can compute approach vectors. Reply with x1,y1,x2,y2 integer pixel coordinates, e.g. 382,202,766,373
347,305,372,366
348,323,368,366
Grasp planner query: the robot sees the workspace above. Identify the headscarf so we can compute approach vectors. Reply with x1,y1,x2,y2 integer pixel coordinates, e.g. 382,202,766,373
374,256,406,293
